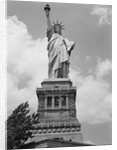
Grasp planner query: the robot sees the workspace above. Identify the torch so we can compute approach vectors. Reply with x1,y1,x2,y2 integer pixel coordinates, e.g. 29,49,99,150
44,4,51,14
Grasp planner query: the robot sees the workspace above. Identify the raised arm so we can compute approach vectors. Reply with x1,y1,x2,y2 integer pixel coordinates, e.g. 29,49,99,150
45,10,52,31
44,4,52,31
44,5,54,41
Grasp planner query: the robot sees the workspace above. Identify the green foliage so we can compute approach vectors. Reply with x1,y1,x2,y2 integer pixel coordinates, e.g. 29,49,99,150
7,101,39,149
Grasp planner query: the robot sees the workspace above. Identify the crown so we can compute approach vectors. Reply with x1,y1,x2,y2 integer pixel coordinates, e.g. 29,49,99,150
52,20,65,30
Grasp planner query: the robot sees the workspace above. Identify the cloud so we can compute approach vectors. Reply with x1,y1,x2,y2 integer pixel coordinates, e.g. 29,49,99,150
7,16,112,125
70,59,112,124
95,57,112,78
7,16,48,115
86,55,91,61
91,6,112,26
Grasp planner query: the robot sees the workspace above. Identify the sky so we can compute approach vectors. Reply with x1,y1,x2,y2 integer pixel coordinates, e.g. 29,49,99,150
7,0,112,146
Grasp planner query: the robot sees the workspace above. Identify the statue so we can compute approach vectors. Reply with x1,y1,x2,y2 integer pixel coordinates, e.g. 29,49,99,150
44,4,75,79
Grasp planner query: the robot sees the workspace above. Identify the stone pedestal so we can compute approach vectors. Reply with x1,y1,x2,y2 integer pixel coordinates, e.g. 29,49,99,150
31,78,83,143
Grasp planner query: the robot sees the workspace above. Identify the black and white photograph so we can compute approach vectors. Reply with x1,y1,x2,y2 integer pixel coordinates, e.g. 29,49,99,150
6,0,112,149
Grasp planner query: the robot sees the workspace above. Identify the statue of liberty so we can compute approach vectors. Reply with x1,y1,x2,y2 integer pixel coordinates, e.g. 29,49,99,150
44,4,75,79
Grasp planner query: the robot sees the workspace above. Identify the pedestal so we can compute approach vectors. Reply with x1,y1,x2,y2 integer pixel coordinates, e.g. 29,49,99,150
31,78,83,143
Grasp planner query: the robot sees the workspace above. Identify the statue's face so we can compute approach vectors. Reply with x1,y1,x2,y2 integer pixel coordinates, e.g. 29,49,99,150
54,25,61,35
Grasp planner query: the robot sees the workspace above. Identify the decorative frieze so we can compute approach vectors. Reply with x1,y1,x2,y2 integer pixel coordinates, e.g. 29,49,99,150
33,120,81,136
33,126,81,135
36,87,76,95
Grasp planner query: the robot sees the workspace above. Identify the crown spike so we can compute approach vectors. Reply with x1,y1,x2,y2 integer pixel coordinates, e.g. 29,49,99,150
61,27,65,30
52,20,65,31
60,21,63,25
52,21,56,25
61,25,65,27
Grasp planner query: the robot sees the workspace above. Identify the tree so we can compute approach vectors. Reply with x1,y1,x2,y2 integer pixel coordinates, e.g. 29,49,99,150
7,101,39,149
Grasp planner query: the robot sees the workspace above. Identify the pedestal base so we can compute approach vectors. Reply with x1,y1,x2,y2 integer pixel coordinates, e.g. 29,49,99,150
28,131,83,144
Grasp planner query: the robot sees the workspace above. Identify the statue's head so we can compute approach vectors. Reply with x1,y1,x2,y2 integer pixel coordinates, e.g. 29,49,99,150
53,20,65,35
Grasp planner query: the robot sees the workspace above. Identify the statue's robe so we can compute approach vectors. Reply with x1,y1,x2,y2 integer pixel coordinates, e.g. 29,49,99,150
47,29,75,78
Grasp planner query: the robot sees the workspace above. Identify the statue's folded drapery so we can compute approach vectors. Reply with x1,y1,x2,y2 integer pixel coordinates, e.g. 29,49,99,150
47,33,75,78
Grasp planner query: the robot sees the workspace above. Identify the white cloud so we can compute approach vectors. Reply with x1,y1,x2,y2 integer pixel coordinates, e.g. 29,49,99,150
95,58,112,78
7,16,48,115
86,55,91,61
70,59,112,124
91,6,112,26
